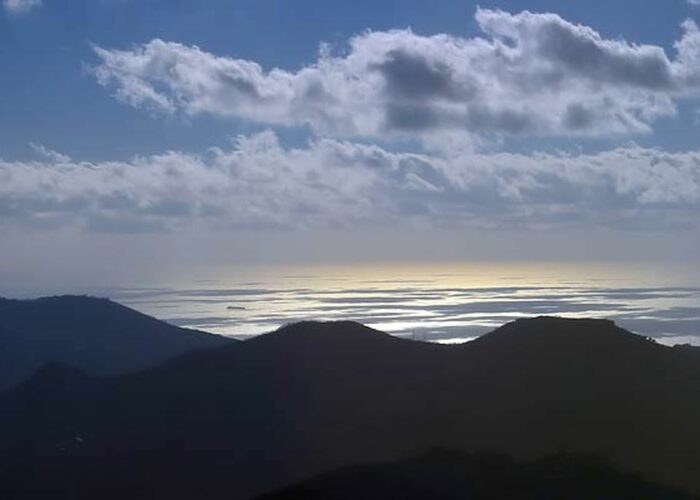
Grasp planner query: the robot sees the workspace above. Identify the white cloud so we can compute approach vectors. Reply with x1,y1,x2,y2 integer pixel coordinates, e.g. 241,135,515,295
1,132,699,234
3,0,41,14
28,143,71,163
92,9,700,145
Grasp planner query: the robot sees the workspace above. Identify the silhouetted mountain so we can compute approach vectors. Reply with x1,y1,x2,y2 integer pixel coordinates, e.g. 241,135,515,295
0,296,233,390
258,450,697,500
1,317,699,499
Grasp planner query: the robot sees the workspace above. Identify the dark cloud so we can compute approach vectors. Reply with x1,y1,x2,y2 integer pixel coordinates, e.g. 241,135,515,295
384,103,442,131
564,103,596,130
376,49,467,100
536,20,675,90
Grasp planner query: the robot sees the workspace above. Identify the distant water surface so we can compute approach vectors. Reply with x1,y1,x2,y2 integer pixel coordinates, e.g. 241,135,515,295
99,262,700,346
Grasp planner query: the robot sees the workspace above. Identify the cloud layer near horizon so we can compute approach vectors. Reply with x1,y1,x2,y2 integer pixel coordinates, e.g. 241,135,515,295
2,131,699,234
93,8,700,146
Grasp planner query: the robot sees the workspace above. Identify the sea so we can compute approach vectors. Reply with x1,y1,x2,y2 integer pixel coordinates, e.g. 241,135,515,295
80,261,700,346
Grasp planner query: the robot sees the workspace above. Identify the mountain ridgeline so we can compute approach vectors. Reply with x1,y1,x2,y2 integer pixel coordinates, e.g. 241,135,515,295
259,450,696,500
0,307,699,499
0,296,234,390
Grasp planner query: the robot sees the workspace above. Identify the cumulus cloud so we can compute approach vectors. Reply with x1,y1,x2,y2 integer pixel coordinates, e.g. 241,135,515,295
92,9,700,144
3,0,41,14
28,143,71,163
1,132,699,234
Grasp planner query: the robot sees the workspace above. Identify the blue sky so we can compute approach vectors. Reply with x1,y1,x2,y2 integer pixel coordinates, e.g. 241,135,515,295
1,0,699,160
1,0,700,287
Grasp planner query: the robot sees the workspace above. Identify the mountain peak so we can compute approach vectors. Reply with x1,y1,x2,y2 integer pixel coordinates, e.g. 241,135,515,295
265,321,395,342
244,321,405,357
0,295,134,320
516,316,616,327
0,294,233,390
484,316,632,340
468,315,657,357
1,294,113,305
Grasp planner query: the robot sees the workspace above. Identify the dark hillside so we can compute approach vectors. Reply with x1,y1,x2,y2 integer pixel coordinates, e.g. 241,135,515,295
1,316,699,499
0,296,233,390
259,450,697,500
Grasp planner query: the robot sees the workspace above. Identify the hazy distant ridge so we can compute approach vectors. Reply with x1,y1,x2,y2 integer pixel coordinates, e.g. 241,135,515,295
0,295,233,390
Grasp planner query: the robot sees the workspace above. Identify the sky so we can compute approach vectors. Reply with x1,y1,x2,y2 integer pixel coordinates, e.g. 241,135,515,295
1,0,700,288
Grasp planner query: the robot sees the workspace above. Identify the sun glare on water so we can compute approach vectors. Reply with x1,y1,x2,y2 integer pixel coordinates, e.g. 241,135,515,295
108,261,700,346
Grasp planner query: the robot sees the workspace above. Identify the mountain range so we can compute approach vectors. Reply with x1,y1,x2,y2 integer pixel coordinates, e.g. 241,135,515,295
0,296,233,391
259,450,696,500
0,298,699,498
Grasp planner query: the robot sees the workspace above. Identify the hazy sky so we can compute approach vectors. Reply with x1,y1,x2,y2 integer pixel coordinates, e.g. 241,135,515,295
1,0,700,288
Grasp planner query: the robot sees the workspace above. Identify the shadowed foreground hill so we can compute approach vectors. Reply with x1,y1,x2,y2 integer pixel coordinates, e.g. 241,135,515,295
0,296,233,390
259,450,696,500
0,318,699,499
